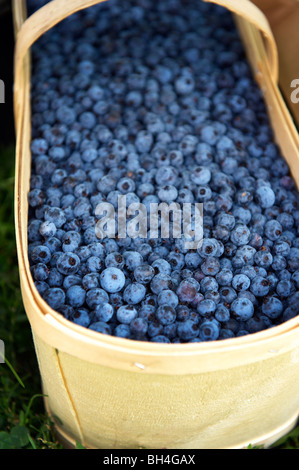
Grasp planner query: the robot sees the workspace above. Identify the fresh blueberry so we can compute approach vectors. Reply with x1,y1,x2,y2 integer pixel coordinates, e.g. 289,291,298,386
177,320,199,341
134,264,155,284
89,321,111,335
262,296,283,319
123,282,146,304
198,319,220,341
56,252,80,275
93,302,114,322
157,289,179,308
197,299,216,316
100,267,126,293
116,304,138,324
231,298,254,321
42,287,65,310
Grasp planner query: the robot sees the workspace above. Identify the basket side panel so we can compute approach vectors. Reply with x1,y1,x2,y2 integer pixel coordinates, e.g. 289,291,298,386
32,331,85,445
46,347,299,449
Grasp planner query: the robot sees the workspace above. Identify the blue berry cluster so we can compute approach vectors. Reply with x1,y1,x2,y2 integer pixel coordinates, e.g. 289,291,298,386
27,0,299,343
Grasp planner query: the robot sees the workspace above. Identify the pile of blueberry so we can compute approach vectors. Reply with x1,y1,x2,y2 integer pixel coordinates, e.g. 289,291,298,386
27,0,299,343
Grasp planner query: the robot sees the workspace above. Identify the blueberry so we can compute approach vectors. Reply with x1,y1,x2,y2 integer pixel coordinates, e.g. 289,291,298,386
47,267,63,287
64,284,86,308
89,321,111,335
231,298,254,321
100,267,126,293
255,185,275,208
176,279,198,302
245,316,268,334
215,303,230,322
135,130,153,153
264,220,282,241
250,276,270,297
157,289,179,308
72,308,91,328
85,288,109,309
232,274,250,292
198,319,220,341
175,75,195,95
82,148,98,163
219,329,235,340
123,251,144,271
287,248,299,273
42,287,65,310
155,305,176,325
93,302,114,322
176,305,191,322
116,305,138,324
198,238,221,258
88,242,105,259
216,268,233,286
44,206,66,228
190,166,211,185
150,273,173,294
197,299,216,316
201,257,220,276
167,251,185,270
103,252,123,270
147,317,163,337
262,296,283,319
63,274,82,290
117,177,136,194
157,185,178,202
79,111,96,130
32,263,49,281
292,270,299,289
155,166,178,186
200,276,219,294
254,250,273,269
39,220,57,238
114,323,131,339
134,264,155,284
230,224,251,246
123,282,146,304
130,317,148,338
62,231,81,252
56,105,76,126
150,335,171,343
276,279,295,298
219,287,238,304
282,306,298,322
97,175,117,195
195,185,212,202
215,213,235,231
31,245,52,264
151,258,172,276
31,137,48,155
184,252,202,269
56,252,80,275
177,320,199,341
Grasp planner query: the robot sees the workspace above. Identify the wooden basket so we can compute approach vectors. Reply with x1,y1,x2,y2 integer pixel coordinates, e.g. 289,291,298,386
13,0,299,449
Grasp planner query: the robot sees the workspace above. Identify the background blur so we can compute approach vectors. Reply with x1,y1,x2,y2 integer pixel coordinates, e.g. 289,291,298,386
0,0,14,144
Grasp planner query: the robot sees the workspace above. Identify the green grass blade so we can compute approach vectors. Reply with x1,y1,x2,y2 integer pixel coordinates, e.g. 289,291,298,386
0,355,25,389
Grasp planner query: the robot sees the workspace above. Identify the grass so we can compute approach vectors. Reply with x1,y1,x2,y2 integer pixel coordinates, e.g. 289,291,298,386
0,142,298,450
0,144,62,449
